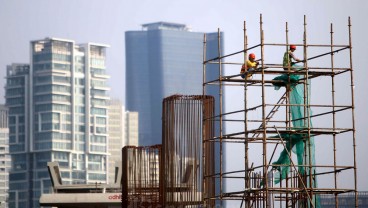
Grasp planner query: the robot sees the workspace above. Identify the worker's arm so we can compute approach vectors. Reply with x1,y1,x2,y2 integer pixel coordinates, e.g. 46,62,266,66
240,64,246,73
289,51,301,62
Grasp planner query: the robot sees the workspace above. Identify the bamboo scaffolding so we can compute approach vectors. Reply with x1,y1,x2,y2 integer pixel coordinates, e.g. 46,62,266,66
202,14,358,208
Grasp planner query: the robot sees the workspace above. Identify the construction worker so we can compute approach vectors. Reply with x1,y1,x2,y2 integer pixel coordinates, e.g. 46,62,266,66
283,45,302,71
240,53,259,79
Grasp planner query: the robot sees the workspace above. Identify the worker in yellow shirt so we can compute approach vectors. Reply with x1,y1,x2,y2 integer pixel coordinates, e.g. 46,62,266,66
240,53,259,79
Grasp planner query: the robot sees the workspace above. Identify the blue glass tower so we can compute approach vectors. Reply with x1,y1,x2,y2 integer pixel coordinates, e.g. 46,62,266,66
125,22,223,146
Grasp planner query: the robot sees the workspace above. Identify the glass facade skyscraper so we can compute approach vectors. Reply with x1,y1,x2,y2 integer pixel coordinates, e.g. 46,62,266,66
125,22,223,146
6,38,109,208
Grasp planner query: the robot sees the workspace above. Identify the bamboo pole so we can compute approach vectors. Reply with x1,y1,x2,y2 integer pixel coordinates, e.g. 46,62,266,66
348,16,358,208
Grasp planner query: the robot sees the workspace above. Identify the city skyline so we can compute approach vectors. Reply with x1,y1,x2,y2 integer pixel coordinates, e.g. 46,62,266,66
1,0,367,201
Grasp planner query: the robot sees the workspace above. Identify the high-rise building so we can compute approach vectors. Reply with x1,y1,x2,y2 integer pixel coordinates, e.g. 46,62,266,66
6,38,110,208
107,99,138,183
107,99,123,183
124,111,138,147
0,105,10,208
125,22,223,146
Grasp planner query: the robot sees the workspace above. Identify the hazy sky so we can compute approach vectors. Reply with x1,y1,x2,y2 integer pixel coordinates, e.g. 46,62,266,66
1,0,367,200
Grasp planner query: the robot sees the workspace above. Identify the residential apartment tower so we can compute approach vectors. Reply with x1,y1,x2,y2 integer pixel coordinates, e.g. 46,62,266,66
6,38,110,208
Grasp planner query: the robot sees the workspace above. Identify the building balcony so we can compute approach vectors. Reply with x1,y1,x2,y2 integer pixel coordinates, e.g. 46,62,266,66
91,72,109,79
91,84,110,91
5,93,24,99
4,84,25,89
34,91,71,96
35,81,71,87
91,93,109,100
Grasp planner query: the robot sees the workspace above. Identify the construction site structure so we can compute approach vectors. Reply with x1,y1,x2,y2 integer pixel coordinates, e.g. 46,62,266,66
202,14,357,207
39,95,216,208
40,162,122,208
121,95,216,207
39,15,358,208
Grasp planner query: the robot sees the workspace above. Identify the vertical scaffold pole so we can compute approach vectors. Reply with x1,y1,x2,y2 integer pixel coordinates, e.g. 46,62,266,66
259,13,269,208
217,28,224,206
329,23,339,208
284,21,290,208
243,20,251,208
348,16,358,208
202,33,207,207
303,15,314,208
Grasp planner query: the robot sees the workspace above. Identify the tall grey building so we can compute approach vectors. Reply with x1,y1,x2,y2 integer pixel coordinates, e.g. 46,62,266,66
6,38,110,208
107,99,123,183
124,111,138,147
0,105,10,208
125,22,223,146
107,99,138,183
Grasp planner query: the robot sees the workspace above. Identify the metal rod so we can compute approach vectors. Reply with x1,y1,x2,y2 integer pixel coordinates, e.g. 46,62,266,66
204,44,261,64
205,46,348,65
263,43,349,47
305,46,349,62
291,107,352,121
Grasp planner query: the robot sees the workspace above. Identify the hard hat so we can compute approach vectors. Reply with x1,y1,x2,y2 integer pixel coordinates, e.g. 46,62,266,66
290,45,296,50
249,53,256,59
